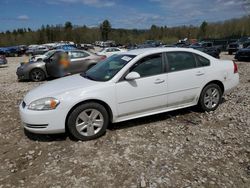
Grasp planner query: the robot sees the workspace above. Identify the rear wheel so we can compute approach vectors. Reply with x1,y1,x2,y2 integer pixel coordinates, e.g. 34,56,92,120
30,68,46,82
199,84,222,111
67,102,109,141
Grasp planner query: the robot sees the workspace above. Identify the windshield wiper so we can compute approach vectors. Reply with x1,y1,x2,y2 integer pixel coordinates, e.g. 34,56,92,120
81,73,95,81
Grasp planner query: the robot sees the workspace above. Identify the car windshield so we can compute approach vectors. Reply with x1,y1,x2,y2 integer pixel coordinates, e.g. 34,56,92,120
81,54,135,82
44,50,56,57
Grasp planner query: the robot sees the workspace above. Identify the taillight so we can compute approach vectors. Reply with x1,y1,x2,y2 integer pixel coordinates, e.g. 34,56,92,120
233,60,238,73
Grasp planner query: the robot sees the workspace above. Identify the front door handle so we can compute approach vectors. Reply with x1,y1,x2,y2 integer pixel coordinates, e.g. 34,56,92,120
154,79,165,84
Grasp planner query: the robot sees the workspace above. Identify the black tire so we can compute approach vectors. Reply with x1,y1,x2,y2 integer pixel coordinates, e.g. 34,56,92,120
198,84,222,112
30,68,46,82
67,102,109,141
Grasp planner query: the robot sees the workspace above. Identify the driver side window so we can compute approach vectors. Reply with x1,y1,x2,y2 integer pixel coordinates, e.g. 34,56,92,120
131,53,163,78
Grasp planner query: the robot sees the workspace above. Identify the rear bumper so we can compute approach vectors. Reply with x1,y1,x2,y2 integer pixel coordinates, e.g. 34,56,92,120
224,73,239,94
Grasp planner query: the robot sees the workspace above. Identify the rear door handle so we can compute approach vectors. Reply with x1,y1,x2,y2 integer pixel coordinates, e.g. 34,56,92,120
196,71,205,76
154,79,165,84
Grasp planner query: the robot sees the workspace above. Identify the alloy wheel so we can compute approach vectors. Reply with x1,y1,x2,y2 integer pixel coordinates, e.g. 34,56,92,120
75,109,104,136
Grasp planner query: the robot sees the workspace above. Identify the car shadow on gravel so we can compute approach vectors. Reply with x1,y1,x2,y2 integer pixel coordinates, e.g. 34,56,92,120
109,106,200,131
0,65,8,68
24,129,68,142
109,98,227,131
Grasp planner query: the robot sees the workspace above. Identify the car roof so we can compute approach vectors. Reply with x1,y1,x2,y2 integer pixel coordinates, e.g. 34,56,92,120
123,47,198,56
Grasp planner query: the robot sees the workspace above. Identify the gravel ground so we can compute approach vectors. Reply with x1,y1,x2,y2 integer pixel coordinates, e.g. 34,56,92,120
0,52,249,188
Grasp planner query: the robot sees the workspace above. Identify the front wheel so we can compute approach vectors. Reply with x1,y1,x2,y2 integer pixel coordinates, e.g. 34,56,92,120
198,84,222,111
67,103,109,141
30,68,46,82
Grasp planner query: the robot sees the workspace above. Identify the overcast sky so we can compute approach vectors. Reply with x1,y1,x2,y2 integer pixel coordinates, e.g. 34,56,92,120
0,0,249,31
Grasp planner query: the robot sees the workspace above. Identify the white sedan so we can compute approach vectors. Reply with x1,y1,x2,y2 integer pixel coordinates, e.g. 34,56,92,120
19,48,239,141
96,47,127,57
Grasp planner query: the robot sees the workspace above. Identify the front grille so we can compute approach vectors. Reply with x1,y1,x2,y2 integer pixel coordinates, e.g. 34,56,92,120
25,123,48,129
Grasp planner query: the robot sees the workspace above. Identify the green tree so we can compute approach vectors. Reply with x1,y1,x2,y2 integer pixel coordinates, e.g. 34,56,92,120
100,20,111,41
65,21,73,30
199,21,208,39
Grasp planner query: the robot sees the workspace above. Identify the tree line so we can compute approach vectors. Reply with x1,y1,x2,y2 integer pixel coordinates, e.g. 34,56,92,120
0,16,250,47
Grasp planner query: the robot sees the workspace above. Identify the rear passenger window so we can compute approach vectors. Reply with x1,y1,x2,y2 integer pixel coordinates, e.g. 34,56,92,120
167,52,196,72
196,54,210,67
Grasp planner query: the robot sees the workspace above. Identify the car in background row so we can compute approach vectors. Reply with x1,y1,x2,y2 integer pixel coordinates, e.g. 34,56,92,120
0,45,27,57
17,50,104,82
235,46,250,61
29,50,62,62
19,48,239,141
25,45,49,56
0,53,7,66
189,46,220,58
54,44,76,51
189,42,221,58
77,44,95,51
227,37,250,55
96,47,127,57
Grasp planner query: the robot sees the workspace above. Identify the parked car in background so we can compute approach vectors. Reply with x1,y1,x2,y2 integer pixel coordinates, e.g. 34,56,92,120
55,44,76,51
0,53,7,66
96,47,127,57
189,42,220,58
29,50,63,62
227,37,250,55
235,46,250,61
19,48,239,141
138,40,162,48
190,46,220,58
26,45,49,56
0,46,26,57
17,50,104,82
77,44,95,51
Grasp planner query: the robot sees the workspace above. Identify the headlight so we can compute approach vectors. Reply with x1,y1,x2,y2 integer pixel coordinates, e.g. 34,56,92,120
239,44,243,49
28,97,60,111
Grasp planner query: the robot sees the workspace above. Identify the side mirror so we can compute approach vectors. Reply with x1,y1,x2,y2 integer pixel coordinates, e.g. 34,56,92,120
125,72,140,81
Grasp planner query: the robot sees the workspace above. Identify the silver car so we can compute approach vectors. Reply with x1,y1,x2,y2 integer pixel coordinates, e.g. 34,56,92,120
16,50,104,82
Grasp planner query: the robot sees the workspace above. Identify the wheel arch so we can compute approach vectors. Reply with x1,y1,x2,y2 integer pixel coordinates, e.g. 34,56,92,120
203,80,225,94
65,99,114,131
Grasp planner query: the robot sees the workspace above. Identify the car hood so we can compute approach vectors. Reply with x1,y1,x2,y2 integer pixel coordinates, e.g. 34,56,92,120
24,74,99,104
20,60,45,66
35,54,46,58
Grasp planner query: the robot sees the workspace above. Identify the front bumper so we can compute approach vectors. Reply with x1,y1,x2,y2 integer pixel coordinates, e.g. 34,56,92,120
0,59,7,65
16,67,29,80
19,101,66,134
